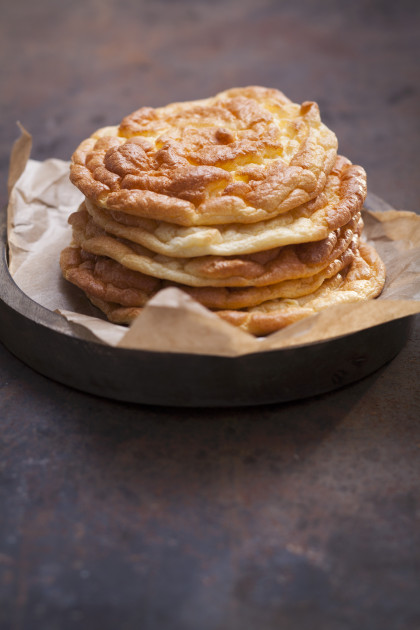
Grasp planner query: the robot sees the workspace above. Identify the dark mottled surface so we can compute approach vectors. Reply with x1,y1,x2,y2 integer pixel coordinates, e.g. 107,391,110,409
1,1,420,629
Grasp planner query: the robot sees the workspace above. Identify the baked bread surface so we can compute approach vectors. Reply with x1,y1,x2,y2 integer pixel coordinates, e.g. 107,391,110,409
61,242,385,336
60,233,358,311
70,87,338,226
62,86,385,336
81,155,366,258
66,204,363,288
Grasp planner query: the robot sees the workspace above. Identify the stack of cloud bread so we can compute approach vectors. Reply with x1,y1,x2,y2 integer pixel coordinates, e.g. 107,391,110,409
60,86,385,336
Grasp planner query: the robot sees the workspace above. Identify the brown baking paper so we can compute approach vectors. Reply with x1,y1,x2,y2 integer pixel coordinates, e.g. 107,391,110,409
6,128,420,356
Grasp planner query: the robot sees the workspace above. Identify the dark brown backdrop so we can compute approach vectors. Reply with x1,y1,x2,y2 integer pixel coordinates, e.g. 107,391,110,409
1,1,419,629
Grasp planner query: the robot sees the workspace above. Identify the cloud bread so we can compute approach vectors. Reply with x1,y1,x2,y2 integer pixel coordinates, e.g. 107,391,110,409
62,86,385,337
72,242,385,335
68,204,362,288
70,86,338,226
60,235,357,311
82,155,366,257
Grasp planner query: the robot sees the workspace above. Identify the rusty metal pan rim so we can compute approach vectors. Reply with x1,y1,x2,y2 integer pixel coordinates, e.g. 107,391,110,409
0,207,414,407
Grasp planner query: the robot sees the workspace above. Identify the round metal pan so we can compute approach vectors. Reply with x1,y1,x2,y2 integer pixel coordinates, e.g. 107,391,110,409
0,211,414,407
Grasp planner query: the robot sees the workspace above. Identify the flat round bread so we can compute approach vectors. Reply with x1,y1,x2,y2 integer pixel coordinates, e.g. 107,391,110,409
82,155,366,257
68,205,362,288
70,86,338,226
75,242,385,335
60,235,357,311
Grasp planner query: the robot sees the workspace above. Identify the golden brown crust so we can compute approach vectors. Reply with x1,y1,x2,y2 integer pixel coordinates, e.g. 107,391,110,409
67,242,385,335
70,87,338,226
217,242,386,335
326,157,367,231
59,232,358,311
81,155,366,258
60,247,161,307
68,204,363,288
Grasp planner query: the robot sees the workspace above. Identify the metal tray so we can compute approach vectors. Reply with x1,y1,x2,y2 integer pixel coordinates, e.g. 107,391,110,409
0,209,414,407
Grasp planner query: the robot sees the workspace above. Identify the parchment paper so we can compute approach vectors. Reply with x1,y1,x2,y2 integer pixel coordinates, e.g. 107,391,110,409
6,128,420,356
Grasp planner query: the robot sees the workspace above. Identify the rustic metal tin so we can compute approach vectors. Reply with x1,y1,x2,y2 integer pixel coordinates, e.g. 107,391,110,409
0,209,414,407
